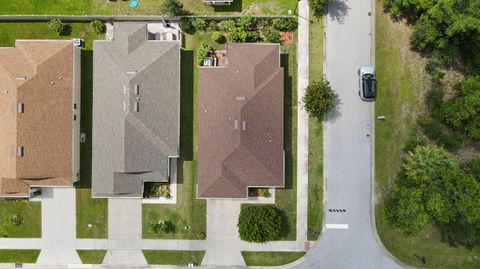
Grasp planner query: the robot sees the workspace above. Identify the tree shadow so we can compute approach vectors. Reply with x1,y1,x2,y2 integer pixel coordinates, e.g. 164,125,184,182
328,0,350,24
213,0,242,13
325,94,343,123
281,53,294,190
60,24,73,36
78,50,94,189
277,208,291,239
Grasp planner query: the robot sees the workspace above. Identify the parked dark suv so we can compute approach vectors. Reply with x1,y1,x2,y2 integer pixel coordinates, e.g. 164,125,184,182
358,65,376,101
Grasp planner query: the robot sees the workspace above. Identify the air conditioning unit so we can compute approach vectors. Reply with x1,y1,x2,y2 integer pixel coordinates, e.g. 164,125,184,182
73,38,84,47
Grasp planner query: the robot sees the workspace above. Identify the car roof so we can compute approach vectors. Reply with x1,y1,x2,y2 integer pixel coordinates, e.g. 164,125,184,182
360,65,375,75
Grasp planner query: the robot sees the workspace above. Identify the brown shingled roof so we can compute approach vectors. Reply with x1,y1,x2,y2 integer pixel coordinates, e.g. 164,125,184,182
197,43,284,198
0,40,74,197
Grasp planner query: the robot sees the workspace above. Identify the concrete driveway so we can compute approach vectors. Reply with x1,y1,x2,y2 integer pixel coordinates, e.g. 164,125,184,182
293,0,404,268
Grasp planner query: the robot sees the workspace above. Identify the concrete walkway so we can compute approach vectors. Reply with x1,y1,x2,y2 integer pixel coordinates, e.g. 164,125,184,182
103,198,147,265
296,0,310,243
35,187,81,264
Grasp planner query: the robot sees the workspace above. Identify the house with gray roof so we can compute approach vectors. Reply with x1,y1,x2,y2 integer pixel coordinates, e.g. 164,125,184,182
92,23,180,198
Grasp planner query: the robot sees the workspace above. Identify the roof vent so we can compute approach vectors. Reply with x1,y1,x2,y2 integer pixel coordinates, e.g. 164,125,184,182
134,85,140,95
242,121,246,131
126,69,137,75
15,75,26,80
234,120,239,130
18,103,24,113
134,102,139,112
236,96,246,101
17,146,24,157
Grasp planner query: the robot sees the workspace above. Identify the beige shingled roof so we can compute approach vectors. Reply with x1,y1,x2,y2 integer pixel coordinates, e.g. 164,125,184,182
0,40,74,197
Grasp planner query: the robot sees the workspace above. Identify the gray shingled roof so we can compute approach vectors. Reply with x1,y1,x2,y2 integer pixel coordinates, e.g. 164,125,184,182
92,23,180,198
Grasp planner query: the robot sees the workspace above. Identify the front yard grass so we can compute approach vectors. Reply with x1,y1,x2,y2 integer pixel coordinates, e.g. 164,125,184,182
143,250,205,265
0,0,296,15
375,2,480,268
242,251,306,266
307,10,324,241
0,199,41,238
77,250,107,264
0,250,40,263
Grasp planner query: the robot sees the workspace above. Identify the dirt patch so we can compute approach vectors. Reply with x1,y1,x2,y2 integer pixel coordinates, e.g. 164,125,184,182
244,3,263,15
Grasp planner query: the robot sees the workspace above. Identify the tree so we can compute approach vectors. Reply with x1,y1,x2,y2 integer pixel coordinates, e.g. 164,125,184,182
263,28,281,43
309,0,331,17
90,20,104,34
211,31,224,43
237,206,282,243
179,18,195,34
441,77,480,140
160,0,185,16
47,19,64,35
303,79,337,120
272,18,298,32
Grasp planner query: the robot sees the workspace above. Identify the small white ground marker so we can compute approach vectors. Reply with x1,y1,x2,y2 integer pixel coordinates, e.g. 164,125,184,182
326,223,349,229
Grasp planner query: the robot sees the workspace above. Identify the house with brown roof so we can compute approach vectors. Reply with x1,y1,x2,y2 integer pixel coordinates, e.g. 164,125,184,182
0,40,81,198
197,43,284,198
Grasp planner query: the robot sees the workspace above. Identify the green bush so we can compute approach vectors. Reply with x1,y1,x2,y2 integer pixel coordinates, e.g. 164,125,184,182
463,157,480,181
150,220,175,234
191,18,207,31
263,28,281,43
9,214,23,226
438,132,463,153
90,20,104,34
425,87,444,120
47,19,64,35
197,42,213,66
220,20,236,32
143,183,171,199
310,0,331,18
160,0,185,16
303,79,337,120
236,15,256,30
208,20,217,31
237,206,282,243
402,137,427,153
418,116,443,140
229,27,248,42
179,18,195,34
211,31,224,43
272,18,298,32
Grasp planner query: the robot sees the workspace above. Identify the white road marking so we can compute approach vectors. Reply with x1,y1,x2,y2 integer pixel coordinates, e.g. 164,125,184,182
326,223,349,229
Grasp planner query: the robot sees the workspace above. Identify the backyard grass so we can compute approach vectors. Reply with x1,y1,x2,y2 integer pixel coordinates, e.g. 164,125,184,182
0,199,41,238
142,34,206,240
375,2,480,268
0,250,40,263
143,250,205,265
0,0,296,15
77,250,107,264
307,10,324,241
242,251,306,266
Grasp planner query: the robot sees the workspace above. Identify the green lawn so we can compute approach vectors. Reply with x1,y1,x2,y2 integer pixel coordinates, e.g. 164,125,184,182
242,251,306,266
143,250,205,265
0,199,41,238
375,2,480,268
307,10,324,241
77,250,107,264
142,34,206,240
0,250,40,263
0,0,296,15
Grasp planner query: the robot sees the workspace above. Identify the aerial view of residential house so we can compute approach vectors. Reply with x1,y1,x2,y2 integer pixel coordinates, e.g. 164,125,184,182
92,23,180,198
0,40,81,198
197,43,284,198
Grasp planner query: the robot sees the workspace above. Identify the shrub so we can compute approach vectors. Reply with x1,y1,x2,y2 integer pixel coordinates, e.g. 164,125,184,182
247,31,260,42
160,0,185,16
150,220,175,234
211,31,224,43
256,18,271,28
272,18,298,32
229,27,248,42
47,19,64,35
191,18,207,31
463,157,480,181
143,183,171,199
263,28,281,43
402,137,427,153
220,20,236,32
208,20,217,31
197,42,213,65
310,0,331,18
418,116,443,140
179,18,195,34
237,206,282,243
236,15,256,30
438,132,463,153
90,20,105,34
9,214,23,226
303,79,337,120
424,87,444,120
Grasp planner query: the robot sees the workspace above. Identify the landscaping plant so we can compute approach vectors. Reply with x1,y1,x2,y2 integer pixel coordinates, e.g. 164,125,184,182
47,19,64,35
90,20,104,34
196,42,213,66
303,79,337,120
237,206,282,243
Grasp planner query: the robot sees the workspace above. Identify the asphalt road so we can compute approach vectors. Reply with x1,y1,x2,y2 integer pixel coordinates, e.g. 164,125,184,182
294,0,405,268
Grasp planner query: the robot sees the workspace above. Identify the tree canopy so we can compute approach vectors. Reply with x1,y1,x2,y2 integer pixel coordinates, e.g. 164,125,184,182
303,79,337,121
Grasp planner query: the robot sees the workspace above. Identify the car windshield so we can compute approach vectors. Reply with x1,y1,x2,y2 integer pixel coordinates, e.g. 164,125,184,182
362,74,376,99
